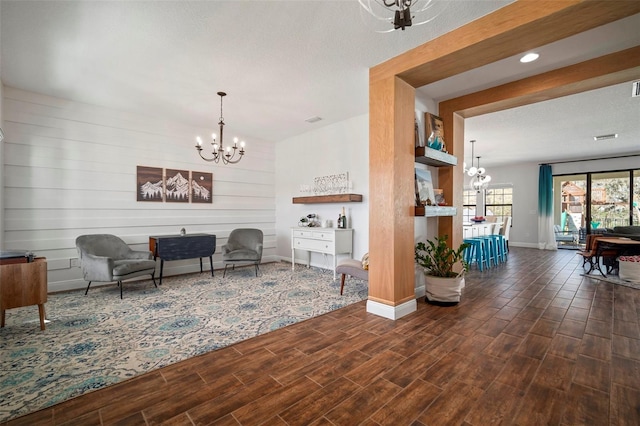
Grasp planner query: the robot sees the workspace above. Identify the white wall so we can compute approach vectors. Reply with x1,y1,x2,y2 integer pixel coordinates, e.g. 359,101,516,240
275,114,370,268
2,87,276,292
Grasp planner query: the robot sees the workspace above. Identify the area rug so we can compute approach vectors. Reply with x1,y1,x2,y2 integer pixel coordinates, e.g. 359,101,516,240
581,273,640,290
0,262,368,422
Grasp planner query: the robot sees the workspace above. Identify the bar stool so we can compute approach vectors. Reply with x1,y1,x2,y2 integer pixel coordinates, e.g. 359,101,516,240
485,234,506,264
475,235,497,268
464,238,488,271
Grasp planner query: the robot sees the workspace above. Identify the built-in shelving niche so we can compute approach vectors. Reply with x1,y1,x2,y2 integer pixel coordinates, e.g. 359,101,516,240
414,146,458,217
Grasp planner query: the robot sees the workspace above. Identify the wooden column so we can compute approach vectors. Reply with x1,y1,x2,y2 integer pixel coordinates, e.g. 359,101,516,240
367,76,417,319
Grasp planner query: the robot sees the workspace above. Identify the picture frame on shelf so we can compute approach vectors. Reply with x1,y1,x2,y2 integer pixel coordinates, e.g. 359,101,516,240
415,168,435,206
425,112,445,152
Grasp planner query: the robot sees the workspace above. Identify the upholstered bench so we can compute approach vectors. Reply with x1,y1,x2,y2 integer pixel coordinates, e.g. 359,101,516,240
336,258,368,295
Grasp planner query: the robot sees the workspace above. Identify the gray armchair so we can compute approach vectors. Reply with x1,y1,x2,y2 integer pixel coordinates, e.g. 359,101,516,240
222,228,263,277
76,234,157,299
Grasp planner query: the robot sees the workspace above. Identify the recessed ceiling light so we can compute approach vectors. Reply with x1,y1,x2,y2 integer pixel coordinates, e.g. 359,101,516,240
520,53,539,63
305,116,322,123
593,133,618,141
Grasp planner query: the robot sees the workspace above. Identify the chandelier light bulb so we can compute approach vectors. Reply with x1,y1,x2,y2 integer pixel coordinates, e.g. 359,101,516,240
213,143,218,151
240,141,246,148
467,167,478,176
196,136,203,147
211,133,217,140
484,175,492,183
477,167,486,175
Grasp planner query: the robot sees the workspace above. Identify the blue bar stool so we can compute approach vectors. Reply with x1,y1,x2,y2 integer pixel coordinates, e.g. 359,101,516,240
492,234,507,263
463,238,488,271
475,236,497,268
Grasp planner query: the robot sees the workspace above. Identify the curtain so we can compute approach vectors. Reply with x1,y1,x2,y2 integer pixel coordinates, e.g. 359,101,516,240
538,164,557,250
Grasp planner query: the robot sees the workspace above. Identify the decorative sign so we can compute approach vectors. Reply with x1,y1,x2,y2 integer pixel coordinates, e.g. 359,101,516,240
191,171,213,204
136,166,163,202
165,169,190,203
313,172,349,195
136,166,213,204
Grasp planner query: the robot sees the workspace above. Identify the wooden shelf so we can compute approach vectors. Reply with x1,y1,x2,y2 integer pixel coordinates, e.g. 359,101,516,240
415,146,458,167
292,193,363,204
414,205,457,217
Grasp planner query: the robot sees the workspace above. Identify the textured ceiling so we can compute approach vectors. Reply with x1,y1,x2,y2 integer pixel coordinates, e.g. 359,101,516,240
1,1,639,167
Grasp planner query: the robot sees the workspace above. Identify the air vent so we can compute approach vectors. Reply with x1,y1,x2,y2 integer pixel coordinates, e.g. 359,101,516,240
633,81,640,97
305,116,322,123
593,134,618,141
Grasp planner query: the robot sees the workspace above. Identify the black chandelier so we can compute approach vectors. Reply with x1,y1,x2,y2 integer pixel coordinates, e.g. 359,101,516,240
358,0,441,32
195,92,246,165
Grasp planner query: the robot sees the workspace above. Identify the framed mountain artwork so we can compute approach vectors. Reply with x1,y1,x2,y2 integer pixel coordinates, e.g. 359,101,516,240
165,169,190,203
136,166,163,202
191,171,213,204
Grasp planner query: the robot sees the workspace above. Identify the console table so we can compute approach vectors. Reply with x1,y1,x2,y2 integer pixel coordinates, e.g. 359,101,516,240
0,255,48,330
291,227,353,279
149,234,216,284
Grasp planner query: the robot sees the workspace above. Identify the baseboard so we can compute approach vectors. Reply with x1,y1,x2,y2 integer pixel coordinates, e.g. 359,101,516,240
509,242,538,249
366,299,416,320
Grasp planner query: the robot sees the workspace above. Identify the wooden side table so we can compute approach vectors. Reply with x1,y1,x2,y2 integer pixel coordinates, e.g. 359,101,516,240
0,257,48,330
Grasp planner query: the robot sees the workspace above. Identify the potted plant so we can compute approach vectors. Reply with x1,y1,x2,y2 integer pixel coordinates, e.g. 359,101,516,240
415,235,470,306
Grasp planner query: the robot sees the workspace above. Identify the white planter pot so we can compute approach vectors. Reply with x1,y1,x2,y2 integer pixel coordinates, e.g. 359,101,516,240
424,274,465,304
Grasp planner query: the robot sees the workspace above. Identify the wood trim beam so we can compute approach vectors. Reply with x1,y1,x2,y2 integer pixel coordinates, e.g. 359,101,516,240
371,0,640,87
440,46,640,119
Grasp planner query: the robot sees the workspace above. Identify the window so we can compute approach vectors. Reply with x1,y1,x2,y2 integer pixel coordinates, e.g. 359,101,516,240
462,189,477,223
485,186,513,223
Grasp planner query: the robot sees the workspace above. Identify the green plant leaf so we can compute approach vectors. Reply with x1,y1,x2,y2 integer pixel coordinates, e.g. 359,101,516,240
415,235,470,278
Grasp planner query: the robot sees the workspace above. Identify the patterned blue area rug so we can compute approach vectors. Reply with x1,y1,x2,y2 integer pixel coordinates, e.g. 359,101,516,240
0,262,368,421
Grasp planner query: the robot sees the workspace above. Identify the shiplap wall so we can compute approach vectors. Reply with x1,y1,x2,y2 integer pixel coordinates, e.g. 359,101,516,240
0,81,5,247
2,86,276,292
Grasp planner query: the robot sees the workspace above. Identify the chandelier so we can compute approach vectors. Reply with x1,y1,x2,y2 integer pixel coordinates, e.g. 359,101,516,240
195,92,246,165
358,0,443,32
464,140,491,191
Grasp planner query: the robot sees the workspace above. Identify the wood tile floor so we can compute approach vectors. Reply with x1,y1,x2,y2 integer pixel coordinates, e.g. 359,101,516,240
5,247,640,425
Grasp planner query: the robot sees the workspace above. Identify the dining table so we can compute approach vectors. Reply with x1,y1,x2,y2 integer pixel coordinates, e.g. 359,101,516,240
592,237,640,277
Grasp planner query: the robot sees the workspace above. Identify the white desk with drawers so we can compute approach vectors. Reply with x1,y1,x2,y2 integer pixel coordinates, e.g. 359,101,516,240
291,227,354,279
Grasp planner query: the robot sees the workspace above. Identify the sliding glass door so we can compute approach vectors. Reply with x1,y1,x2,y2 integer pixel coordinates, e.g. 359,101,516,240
554,174,586,229
590,171,630,230
554,168,638,243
